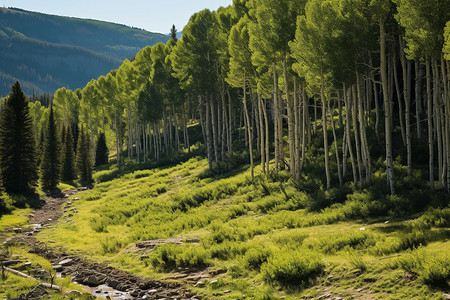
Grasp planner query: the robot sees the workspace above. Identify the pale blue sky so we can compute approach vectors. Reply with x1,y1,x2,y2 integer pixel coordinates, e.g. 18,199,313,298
1,0,232,34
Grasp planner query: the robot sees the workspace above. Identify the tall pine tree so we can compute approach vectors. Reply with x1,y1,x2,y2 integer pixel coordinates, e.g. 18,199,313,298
0,81,38,194
62,125,76,181
40,105,61,192
76,125,93,184
95,132,109,166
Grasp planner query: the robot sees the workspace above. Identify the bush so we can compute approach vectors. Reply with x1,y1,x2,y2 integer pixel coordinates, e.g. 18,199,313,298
100,237,123,254
397,249,450,287
261,249,325,288
209,241,249,260
244,246,273,270
150,244,209,271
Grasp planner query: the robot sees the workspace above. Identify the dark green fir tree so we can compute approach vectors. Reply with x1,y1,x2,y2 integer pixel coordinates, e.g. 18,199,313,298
76,125,93,184
0,81,38,194
62,125,76,181
95,132,109,166
171,24,178,41
40,105,61,192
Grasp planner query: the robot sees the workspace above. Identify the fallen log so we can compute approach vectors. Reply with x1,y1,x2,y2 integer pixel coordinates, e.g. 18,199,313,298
4,266,63,292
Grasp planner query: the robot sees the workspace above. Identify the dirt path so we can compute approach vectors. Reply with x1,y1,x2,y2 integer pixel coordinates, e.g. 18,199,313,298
9,188,200,300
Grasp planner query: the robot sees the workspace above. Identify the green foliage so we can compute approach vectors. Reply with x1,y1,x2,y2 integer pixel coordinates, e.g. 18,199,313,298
149,244,209,271
76,125,93,184
61,125,76,181
394,0,450,59
40,106,61,192
261,249,325,288
244,246,273,270
0,81,38,195
397,249,450,287
95,132,109,166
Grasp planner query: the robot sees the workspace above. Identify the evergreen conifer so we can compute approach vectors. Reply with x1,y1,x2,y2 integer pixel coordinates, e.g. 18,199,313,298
95,132,109,166
40,106,61,192
0,81,38,194
62,125,76,181
76,125,93,184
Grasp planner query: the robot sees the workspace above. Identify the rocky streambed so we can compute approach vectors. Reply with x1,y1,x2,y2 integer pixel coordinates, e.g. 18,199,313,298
4,188,200,300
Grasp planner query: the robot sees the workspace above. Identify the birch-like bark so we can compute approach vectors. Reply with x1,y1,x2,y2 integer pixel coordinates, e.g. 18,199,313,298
399,37,412,176
258,93,265,174
329,101,342,186
243,72,254,180
415,61,422,139
380,19,395,194
321,68,331,190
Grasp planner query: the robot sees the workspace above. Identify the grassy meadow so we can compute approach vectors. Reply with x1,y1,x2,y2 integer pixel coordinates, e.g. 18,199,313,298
31,156,449,299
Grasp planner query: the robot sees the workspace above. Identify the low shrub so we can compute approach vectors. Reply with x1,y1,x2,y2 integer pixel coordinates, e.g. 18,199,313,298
100,237,123,254
244,246,273,270
397,249,450,287
209,241,249,260
261,249,325,288
150,244,209,271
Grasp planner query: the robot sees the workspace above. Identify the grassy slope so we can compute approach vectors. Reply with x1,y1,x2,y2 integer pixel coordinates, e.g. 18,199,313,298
35,157,449,299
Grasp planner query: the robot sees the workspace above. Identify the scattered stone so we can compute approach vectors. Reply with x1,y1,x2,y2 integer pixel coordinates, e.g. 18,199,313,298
223,290,231,294
26,284,49,299
356,288,364,292
13,228,22,233
48,218,52,221
65,290,83,297
73,197,80,200
58,258,73,266
384,221,389,224
107,279,120,289
442,293,450,299
317,293,332,299
209,268,227,276
48,240,56,243
24,262,32,267
86,275,99,286
53,264,63,272
360,227,365,231
194,281,206,287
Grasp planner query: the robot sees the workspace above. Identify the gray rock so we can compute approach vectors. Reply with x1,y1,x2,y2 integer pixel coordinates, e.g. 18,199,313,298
86,275,99,286
58,258,73,266
53,264,63,272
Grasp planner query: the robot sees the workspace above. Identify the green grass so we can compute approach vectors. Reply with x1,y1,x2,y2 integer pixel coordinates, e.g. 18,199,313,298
31,156,449,299
0,208,30,231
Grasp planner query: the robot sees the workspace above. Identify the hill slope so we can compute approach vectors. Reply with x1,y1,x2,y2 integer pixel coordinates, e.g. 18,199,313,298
0,7,170,96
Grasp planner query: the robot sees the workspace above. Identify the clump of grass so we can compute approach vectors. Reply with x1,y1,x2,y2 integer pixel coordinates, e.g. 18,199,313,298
349,253,367,272
100,236,124,254
244,245,273,270
209,241,249,260
149,244,209,271
261,249,325,288
271,230,309,247
396,249,450,287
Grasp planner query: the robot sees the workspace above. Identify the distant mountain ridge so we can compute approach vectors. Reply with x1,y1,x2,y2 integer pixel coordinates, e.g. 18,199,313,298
0,7,170,96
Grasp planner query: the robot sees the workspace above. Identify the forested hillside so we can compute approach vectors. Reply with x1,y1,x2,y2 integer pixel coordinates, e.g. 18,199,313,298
0,7,169,96
0,0,449,299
